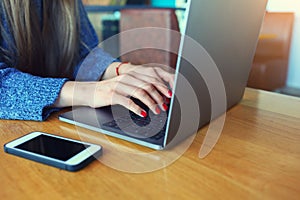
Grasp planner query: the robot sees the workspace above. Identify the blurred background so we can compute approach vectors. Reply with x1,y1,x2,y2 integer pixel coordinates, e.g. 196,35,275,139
83,0,300,97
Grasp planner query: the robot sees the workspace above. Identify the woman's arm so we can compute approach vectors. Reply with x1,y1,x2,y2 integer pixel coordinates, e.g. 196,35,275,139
54,62,174,117
0,65,68,121
74,0,117,81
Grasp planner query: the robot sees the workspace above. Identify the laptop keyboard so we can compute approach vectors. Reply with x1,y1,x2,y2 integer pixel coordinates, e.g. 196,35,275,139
102,98,169,141
102,111,167,140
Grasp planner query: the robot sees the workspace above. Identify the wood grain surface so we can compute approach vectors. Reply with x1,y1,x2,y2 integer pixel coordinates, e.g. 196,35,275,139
0,88,299,200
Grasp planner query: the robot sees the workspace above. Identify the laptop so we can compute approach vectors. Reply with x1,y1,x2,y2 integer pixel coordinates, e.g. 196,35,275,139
59,0,268,151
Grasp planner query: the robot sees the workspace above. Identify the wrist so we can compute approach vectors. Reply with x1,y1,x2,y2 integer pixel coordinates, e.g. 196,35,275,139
116,62,130,76
54,81,75,107
101,62,126,80
54,81,95,108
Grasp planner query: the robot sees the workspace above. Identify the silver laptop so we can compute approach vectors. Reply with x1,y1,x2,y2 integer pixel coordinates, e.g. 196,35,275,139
59,0,267,150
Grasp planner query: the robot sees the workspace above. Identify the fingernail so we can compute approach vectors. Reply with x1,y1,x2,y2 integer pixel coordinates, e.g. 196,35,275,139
165,98,170,104
141,111,147,118
162,103,168,111
168,90,173,97
155,106,161,114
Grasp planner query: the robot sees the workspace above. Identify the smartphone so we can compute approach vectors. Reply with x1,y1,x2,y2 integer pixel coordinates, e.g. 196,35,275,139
4,132,102,172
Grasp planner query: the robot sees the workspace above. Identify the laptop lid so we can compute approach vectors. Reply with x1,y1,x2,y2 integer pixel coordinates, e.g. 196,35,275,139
164,0,268,148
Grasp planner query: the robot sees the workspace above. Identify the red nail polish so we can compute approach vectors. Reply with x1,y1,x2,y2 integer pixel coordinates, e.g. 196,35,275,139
165,98,170,104
155,107,161,114
141,111,147,118
162,104,168,111
168,90,173,97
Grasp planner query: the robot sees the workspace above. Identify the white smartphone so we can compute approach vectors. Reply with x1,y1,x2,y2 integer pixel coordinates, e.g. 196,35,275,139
4,132,102,172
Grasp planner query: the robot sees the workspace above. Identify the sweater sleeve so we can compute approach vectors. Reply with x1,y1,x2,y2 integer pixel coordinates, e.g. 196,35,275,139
0,64,68,121
74,0,116,81
0,0,115,121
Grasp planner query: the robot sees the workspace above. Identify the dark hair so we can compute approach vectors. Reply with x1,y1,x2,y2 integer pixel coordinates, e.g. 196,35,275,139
0,0,80,78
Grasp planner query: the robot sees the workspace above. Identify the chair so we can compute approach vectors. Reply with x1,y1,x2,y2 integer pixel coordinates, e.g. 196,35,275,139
119,8,181,68
247,12,294,91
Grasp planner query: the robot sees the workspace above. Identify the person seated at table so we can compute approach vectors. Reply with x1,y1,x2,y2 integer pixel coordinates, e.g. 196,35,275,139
0,0,174,121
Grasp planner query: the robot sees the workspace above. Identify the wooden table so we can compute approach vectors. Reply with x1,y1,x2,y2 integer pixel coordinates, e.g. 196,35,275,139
1,88,300,200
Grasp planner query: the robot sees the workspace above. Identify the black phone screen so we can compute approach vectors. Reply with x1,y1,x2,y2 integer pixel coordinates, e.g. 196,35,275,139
15,135,89,161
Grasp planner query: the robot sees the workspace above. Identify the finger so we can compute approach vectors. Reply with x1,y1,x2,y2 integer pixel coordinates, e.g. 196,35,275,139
134,66,175,91
114,81,161,114
111,93,147,118
153,67,175,89
117,74,168,112
137,83,167,112
125,64,175,90
125,72,172,99
131,88,161,114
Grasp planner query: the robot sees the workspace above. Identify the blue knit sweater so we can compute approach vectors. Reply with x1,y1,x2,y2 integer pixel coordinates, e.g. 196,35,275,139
0,0,115,121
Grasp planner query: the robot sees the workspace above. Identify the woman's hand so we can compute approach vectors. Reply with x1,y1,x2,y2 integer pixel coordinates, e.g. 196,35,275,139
55,63,175,117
